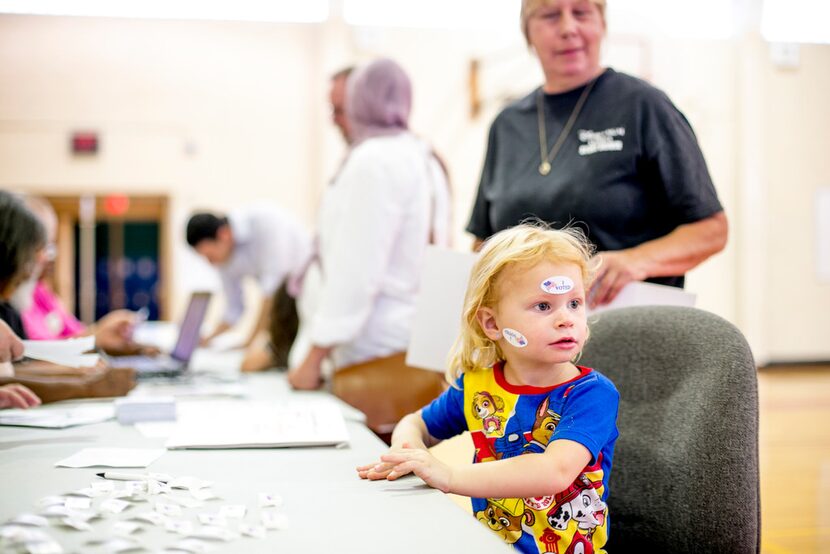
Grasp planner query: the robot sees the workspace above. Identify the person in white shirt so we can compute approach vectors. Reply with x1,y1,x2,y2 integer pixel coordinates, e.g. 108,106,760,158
287,58,451,390
186,206,312,363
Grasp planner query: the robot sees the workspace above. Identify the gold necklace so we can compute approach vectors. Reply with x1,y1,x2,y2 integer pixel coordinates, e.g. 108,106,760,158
536,78,597,176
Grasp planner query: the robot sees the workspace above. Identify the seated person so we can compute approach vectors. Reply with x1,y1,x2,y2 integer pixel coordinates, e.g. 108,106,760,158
16,196,155,356
0,191,135,402
240,283,299,372
186,206,311,368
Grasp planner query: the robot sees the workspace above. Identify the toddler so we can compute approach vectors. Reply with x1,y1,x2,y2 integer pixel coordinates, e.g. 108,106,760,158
357,224,619,554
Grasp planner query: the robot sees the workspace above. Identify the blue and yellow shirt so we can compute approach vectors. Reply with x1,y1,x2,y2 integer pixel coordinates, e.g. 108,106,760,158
422,362,619,554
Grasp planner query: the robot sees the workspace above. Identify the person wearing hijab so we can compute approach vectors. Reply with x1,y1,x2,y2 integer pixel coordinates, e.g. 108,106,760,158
287,58,451,390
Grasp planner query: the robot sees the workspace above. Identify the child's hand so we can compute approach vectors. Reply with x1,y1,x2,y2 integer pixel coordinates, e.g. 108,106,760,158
356,459,398,480
379,443,452,493
356,441,416,480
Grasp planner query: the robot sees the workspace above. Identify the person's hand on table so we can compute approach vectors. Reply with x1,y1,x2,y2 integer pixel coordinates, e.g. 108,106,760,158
287,357,323,390
0,383,41,409
13,358,107,378
83,367,137,398
0,320,24,363
92,310,160,356
93,310,140,354
589,249,649,308
287,345,331,390
356,443,412,481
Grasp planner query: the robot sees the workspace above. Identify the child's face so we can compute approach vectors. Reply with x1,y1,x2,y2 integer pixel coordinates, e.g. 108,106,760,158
479,260,588,368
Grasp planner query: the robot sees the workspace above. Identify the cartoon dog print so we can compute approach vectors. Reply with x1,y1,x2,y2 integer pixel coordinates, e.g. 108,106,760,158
471,391,506,434
524,396,561,454
546,474,606,533
475,498,535,545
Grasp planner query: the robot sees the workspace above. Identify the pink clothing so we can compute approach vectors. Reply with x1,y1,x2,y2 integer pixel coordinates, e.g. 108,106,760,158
21,281,86,340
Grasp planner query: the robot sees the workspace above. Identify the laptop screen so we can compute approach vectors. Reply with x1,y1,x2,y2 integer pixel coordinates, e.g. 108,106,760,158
170,292,211,362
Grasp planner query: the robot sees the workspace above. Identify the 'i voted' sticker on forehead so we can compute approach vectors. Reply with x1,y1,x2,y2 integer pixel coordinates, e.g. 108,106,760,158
540,276,574,295
502,328,528,348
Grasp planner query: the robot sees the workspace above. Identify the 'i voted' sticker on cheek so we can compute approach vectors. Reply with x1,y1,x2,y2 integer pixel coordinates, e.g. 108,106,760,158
540,276,574,295
502,328,528,348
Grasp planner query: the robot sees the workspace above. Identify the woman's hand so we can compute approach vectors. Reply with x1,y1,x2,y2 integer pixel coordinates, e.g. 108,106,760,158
93,310,139,354
378,443,453,492
287,357,323,390
0,320,24,363
589,249,649,307
287,346,331,390
0,383,41,409
286,362,321,390
83,367,137,398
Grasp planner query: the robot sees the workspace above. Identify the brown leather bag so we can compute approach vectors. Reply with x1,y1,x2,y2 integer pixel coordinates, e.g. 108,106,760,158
331,352,447,438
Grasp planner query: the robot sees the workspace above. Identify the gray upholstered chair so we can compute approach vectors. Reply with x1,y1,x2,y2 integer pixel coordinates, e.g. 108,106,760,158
580,305,760,553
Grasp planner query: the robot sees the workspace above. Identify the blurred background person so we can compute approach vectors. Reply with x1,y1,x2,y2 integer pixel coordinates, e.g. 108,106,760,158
288,58,451,390
0,190,135,402
14,195,154,355
186,206,311,359
466,0,727,308
329,65,354,145
239,66,356,373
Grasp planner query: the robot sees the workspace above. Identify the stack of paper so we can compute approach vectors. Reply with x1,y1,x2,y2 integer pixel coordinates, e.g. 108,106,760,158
0,404,114,429
22,336,99,368
165,400,349,449
114,396,177,425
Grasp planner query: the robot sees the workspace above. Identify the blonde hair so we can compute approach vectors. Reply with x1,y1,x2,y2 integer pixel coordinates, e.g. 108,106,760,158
520,0,607,44
446,224,597,384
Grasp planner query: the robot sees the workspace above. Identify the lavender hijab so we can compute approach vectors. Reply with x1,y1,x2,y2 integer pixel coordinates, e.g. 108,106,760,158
345,58,412,146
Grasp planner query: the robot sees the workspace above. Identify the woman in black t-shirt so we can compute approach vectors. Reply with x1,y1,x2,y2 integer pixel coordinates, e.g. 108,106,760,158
467,0,727,307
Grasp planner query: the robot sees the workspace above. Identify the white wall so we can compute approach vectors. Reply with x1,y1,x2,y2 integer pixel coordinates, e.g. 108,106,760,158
0,13,827,362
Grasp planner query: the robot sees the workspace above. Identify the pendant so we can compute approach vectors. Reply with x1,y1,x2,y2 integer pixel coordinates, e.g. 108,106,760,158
539,161,551,176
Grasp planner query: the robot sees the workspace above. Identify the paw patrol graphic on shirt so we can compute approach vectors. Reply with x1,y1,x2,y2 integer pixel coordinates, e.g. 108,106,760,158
447,364,613,554
475,498,535,545
471,391,507,435
524,396,561,454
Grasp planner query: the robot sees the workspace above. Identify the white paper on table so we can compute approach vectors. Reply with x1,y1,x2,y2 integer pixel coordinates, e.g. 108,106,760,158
0,404,114,429
21,336,98,368
128,382,247,399
587,281,696,315
165,400,349,449
133,421,176,439
406,246,477,373
55,447,165,468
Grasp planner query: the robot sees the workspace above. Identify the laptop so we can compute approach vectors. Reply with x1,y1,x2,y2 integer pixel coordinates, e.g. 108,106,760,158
109,292,211,378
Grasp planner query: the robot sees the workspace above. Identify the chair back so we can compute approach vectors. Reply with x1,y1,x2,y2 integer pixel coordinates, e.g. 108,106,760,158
580,306,760,553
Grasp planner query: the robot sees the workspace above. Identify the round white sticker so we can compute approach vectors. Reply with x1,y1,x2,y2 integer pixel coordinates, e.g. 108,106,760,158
540,276,574,295
502,328,528,348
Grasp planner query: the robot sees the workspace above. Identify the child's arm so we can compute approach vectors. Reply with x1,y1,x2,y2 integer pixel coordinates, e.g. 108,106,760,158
356,410,441,480
381,438,591,498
